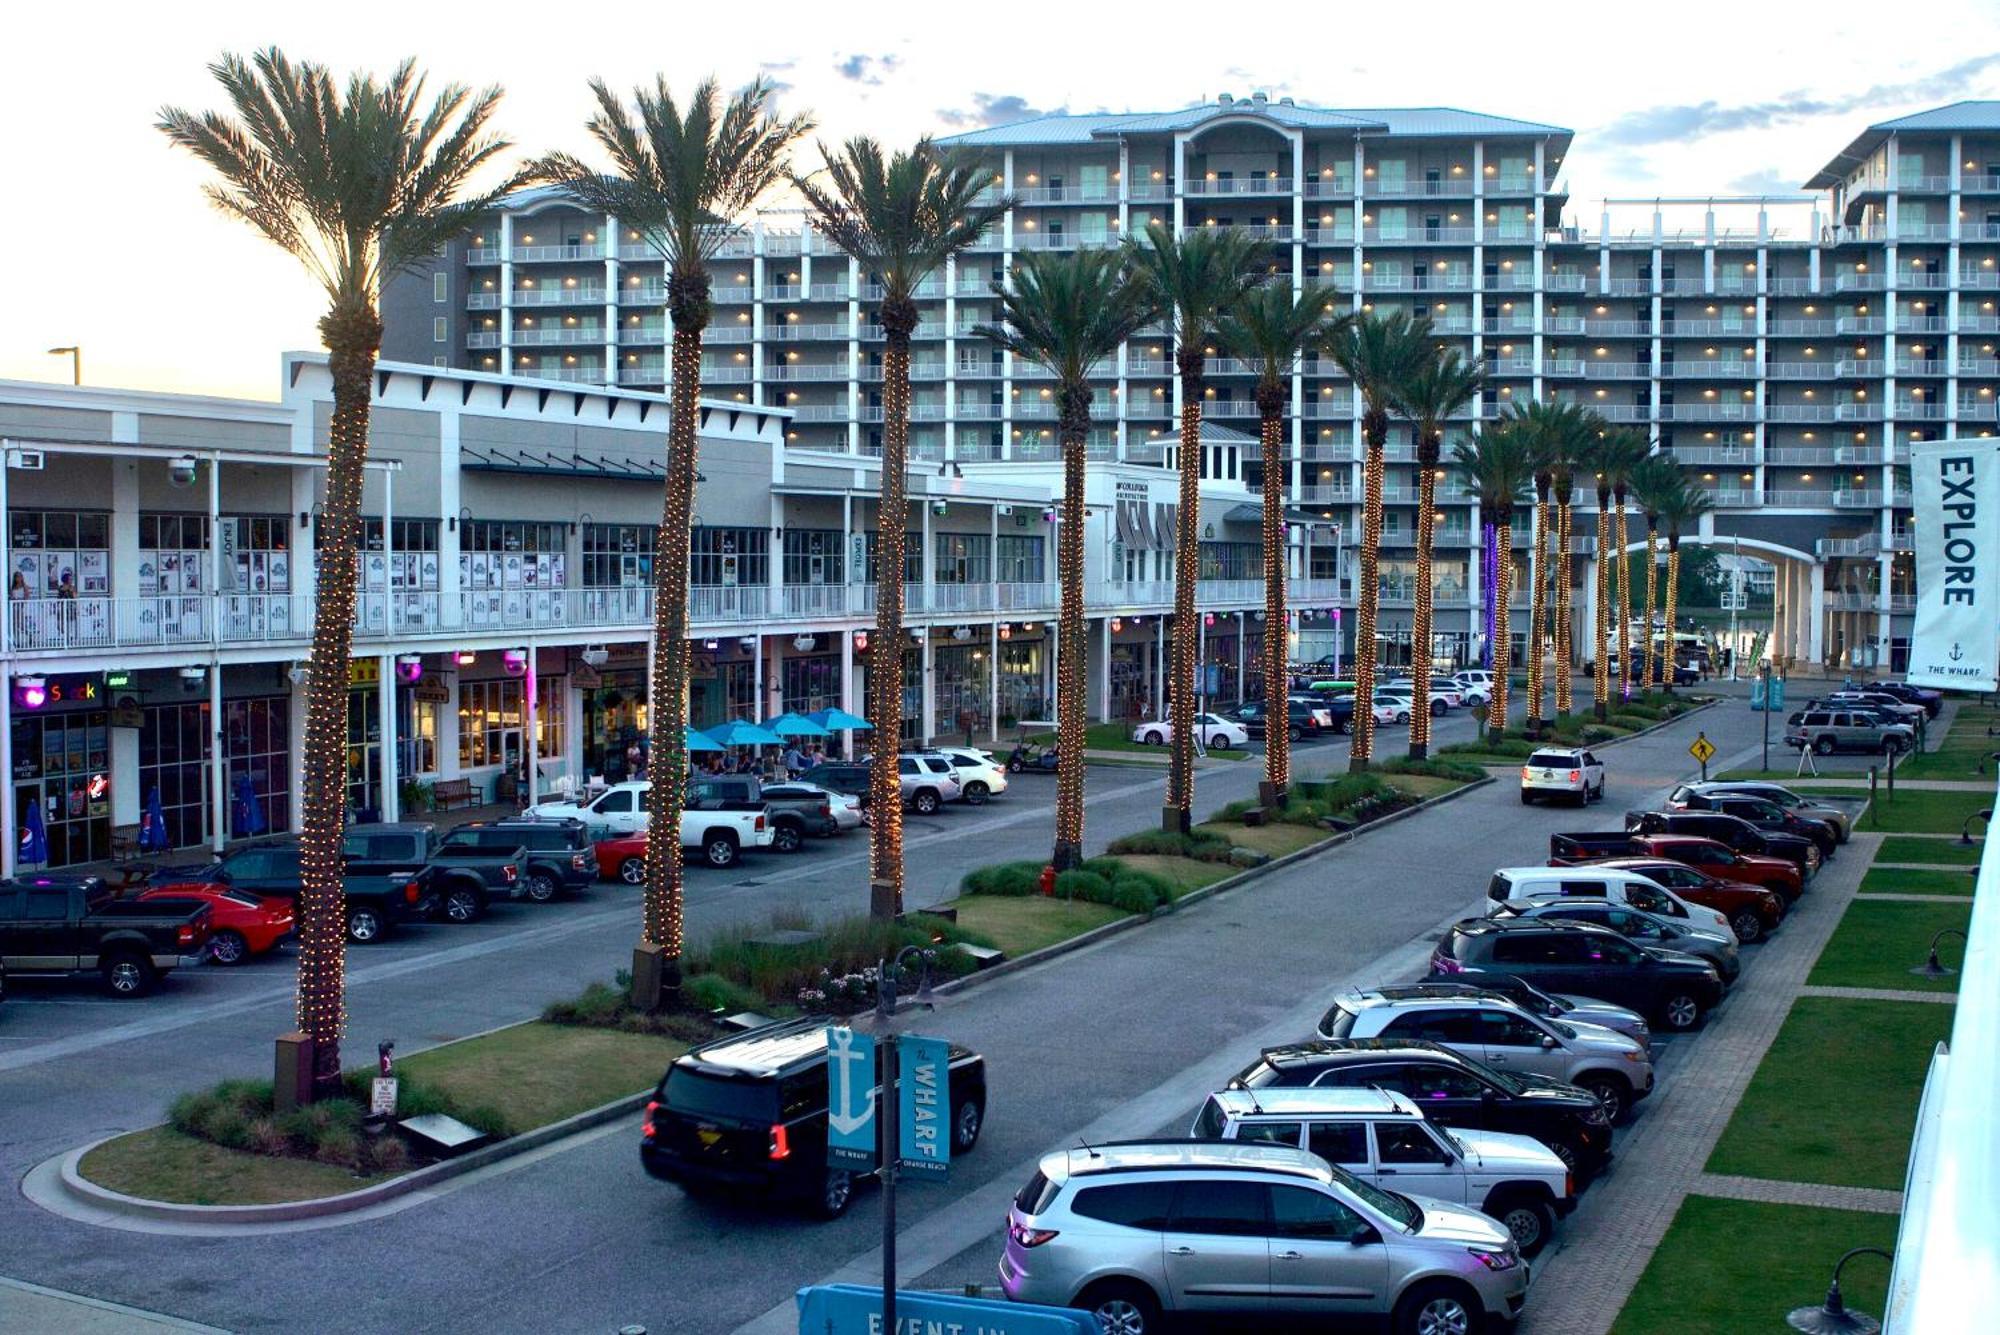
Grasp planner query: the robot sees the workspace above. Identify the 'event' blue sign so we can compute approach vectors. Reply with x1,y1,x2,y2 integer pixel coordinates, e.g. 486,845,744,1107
897,1035,950,1179
796,1284,1099,1335
825,1026,877,1169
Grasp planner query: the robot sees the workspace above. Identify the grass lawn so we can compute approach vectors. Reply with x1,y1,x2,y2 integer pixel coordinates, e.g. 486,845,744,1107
79,1127,392,1206
1706,996,1953,1189
1382,773,1461,800
1890,705,2000,779
397,1022,687,1134
1611,1196,1897,1335
1196,819,1325,859
1027,721,1246,761
1862,787,1998,834
1108,853,1234,895
1807,898,1974,993
1860,866,1979,895
945,894,1129,957
1875,834,1983,866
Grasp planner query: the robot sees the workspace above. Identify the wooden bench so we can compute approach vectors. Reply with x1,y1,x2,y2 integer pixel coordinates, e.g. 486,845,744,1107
432,777,478,810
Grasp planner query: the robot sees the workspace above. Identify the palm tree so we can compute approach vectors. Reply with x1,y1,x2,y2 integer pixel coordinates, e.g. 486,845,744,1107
1629,456,1683,690
533,77,810,1007
1608,433,1655,704
1452,422,1533,736
974,250,1149,868
793,139,1008,915
160,50,520,1099
1324,313,1433,771
1585,429,1650,720
1546,408,1601,719
1660,482,1714,691
1508,400,1582,736
1389,348,1486,760
1124,221,1262,830
1219,281,1346,804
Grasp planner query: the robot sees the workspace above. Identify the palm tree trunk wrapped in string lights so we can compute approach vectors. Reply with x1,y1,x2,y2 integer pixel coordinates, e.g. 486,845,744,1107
1525,472,1553,735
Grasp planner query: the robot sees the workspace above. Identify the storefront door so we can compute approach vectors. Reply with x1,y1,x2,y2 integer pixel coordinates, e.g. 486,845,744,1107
12,711,111,867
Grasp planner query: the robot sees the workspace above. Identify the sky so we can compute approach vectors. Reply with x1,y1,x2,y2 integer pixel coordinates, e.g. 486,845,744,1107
5,0,2000,400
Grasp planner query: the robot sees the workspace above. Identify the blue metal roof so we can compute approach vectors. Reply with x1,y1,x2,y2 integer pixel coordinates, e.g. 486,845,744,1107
1807,101,2000,189
938,98,1570,149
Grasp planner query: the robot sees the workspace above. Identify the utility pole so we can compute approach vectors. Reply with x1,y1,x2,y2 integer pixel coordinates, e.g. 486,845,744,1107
1729,536,1742,681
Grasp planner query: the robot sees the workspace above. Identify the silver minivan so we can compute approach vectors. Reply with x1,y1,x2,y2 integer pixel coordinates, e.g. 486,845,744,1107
1000,1140,1530,1335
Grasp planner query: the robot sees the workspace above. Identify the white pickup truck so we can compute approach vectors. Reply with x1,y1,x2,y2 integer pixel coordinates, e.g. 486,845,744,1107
525,780,775,868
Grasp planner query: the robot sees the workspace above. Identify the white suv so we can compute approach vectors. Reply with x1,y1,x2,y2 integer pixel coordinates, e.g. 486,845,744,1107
927,745,1009,805
1520,747,1604,806
1191,1086,1574,1256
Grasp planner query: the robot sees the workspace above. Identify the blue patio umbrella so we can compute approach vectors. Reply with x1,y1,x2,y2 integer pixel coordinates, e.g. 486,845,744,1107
139,786,170,853
705,719,786,748
20,797,48,867
232,774,267,838
761,711,830,739
683,726,724,753
807,707,874,732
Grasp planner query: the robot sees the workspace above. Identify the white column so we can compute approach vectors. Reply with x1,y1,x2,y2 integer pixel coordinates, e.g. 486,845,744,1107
840,626,857,721
1095,616,1112,724
0,675,13,877
378,653,399,822
1807,566,1827,666
919,631,934,745
210,663,228,852
752,636,764,724
522,648,537,809
1236,612,1247,705
987,621,1001,745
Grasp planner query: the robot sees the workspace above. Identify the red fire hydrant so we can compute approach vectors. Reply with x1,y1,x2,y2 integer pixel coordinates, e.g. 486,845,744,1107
1039,864,1057,897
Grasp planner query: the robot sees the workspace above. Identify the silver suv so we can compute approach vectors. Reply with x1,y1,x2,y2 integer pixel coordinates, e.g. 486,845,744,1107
1318,987,1654,1123
1191,1086,1575,1256
1000,1140,1530,1335
1784,708,1915,756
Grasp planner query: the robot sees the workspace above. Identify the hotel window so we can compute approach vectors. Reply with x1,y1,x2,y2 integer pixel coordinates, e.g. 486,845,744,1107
1079,164,1110,199
434,272,448,302
9,509,110,595
433,317,448,342
583,523,656,587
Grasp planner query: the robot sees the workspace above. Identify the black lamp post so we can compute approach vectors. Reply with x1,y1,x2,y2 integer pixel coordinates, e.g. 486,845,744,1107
1911,926,1969,979
1786,1246,1890,1334
1958,807,1991,846
872,943,938,1335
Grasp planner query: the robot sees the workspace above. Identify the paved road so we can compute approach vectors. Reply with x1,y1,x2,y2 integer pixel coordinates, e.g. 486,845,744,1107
0,705,1748,1334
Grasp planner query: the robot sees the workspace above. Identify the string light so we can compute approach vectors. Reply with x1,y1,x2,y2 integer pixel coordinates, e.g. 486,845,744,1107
1644,513,1661,690
1055,380,1090,869
1259,376,1289,798
1409,423,1439,760
1169,336,1203,825
1553,472,1574,717
1351,398,1386,770
1593,476,1612,720
867,294,917,911
1526,471,1552,734
1490,512,1513,733
1615,484,1634,702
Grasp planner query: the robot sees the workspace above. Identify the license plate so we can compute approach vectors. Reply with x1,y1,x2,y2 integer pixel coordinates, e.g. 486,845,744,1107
696,1126,723,1148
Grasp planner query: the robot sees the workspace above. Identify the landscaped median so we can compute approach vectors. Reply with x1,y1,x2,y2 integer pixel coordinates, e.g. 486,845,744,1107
1437,691,1708,766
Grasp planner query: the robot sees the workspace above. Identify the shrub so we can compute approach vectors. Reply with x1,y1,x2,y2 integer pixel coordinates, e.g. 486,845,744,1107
1609,713,1654,731
1578,725,1620,744
961,860,1045,897
1380,756,1486,783
683,973,766,1016
541,981,629,1029
1054,870,1111,902
1109,877,1165,913
1105,828,1235,863
1209,798,1259,823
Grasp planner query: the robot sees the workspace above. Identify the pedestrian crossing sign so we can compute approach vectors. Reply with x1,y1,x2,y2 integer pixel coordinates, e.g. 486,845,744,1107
1689,735,1716,765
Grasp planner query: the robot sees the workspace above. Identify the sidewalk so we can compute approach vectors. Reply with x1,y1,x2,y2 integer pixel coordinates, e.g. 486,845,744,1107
0,1277,227,1335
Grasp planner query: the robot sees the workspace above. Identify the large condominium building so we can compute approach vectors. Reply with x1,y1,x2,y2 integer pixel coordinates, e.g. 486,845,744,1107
388,96,2000,675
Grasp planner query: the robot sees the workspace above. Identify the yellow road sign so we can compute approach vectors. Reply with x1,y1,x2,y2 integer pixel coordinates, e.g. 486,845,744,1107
1689,735,1716,765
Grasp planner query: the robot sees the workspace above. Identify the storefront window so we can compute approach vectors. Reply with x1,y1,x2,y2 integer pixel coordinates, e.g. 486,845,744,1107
863,531,924,583
999,639,1048,724
933,534,990,584
400,695,438,776
996,535,1046,583
781,654,839,714
1198,541,1258,581
932,643,988,736
534,684,566,762
583,671,647,781
347,687,381,815
691,526,768,587
459,679,523,770
783,529,842,585
583,524,655,588
9,508,110,596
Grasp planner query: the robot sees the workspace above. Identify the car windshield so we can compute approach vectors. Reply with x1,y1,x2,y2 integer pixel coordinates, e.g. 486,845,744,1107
220,888,264,908
1326,1165,1421,1231
1546,1018,1577,1040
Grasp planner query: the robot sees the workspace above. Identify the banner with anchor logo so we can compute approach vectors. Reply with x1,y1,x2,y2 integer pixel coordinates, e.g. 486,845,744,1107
1910,439,2000,691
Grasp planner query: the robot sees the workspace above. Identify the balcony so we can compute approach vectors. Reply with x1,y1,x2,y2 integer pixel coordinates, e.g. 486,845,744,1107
1362,177,1475,198
1011,186,1118,205
1834,489,1886,508
1666,361,1757,379
1764,489,1835,507
511,326,605,346
1766,404,1838,422
1834,402,1884,421
1675,445,1758,465
1768,361,1838,379
513,286,607,307
1185,175,1295,196
1835,316,1887,334
466,248,502,265
1363,226,1474,245
516,366,607,384
615,365,666,385
513,244,604,262
1660,402,1758,421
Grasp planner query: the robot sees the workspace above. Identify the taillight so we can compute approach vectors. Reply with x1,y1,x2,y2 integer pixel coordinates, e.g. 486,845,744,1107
405,883,420,904
503,864,518,881
1521,767,1532,782
1568,770,1581,784
176,923,195,946
768,1123,790,1161
643,1100,660,1140
1010,1221,1060,1248
755,815,766,831
818,804,831,818
1565,1173,1575,1200
572,852,588,870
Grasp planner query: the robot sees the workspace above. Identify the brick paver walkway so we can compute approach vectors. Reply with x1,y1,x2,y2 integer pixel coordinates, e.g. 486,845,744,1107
1694,1173,1904,1214
1799,984,1961,1005
1517,834,1876,1334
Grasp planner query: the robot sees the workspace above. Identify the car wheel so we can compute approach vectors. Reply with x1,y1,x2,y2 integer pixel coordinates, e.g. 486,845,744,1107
524,871,560,903
1393,1279,1480,1335
1495,1195,1556,1257
1884,737,1906,755
442,885,483,924
208,930,249,966
1007,757,1023,772
1431,700,1446,716
1549,1139,1582,1174
1076,1281,1160,1335
1660,992,1704,1031
1142,729,1164,745
963,781,989,805
771,822,804,854
1288,725,1304,743
1814,735,1836,755
912,790,941,816
101,953,155,998
951,1097,984,1152
1580,1074,1631,1125
809,1168,854,1220
1730,910,1764,945
1209,734,1231,751
1396,710,1410,724
703,835,739,869
346,906,384,944
619,857,647,886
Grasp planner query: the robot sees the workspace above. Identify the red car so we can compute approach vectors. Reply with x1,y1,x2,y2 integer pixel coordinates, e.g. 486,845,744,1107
134,884,295,965
1615,836,1802,904
595,834,650,886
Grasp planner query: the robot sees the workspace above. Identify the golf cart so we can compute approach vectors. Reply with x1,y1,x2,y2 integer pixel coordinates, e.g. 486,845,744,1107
1005,720,1061,774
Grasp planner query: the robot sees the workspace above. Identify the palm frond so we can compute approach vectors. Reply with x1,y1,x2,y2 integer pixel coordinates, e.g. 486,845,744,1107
1121,221,1266,350
790,138,1011,300
970,249,1150,385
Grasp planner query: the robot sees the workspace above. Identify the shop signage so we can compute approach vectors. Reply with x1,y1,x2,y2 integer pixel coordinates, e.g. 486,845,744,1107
896,1035,950,1179
412,677,450,703
794,1285,1097,1335
572,664,604,690
29,673,104,707
350,659,381,687
1114,478,1177,551
825,1026,878,1169
1909,439,2000,691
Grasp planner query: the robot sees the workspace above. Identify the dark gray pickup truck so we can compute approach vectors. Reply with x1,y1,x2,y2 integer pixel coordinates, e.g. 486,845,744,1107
0,876,213,996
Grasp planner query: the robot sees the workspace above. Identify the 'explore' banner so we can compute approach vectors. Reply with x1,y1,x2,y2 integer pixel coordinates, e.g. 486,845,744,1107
1909,439,2000,692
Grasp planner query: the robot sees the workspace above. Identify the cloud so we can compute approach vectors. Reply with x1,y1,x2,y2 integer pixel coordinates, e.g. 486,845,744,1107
1726,166,1800,195
935,92,1068,129
834,53,901,85
1596,51,2000,146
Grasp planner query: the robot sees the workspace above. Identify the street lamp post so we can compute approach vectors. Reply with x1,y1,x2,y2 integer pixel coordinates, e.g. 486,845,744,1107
46,346,80,386
1786,1246,1891,1334
873,944,937,1335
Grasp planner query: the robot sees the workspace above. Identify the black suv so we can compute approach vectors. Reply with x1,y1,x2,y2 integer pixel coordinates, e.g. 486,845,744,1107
1228,1038,1613,1178
1627,809,1819,880
798,763,873,807
1432,917,1724,1031
437,819,593,902
641,1017,988,1218
1668,791,1838,857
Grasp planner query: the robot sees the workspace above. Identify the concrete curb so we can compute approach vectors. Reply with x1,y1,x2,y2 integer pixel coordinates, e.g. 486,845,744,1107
56,1087,649,1227
932,773,1497,999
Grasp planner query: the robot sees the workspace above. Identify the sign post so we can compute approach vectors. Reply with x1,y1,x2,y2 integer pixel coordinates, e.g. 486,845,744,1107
1689,732,1716,781
1760,664,1772,773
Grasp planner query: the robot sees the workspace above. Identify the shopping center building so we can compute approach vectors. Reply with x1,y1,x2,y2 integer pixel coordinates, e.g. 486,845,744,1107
0,360,1330,871
385,96,2000,677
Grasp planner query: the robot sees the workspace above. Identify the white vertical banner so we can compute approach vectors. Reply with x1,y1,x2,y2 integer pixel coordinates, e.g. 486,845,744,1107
1909,439,2000,691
